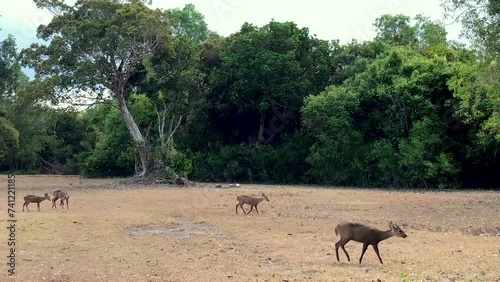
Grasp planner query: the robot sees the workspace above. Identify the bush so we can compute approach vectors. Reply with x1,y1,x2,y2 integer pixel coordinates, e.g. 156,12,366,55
190,132,311,183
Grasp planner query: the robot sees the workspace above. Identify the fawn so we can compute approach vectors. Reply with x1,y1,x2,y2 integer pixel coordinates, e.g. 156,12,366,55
236,193,270,215
23,193,51,212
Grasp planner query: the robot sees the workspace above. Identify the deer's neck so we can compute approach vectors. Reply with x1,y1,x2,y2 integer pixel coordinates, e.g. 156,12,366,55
378,229,394,242
257,197,265,204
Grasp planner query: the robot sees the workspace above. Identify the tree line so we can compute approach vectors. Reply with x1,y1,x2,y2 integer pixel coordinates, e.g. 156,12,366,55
0,0,498,189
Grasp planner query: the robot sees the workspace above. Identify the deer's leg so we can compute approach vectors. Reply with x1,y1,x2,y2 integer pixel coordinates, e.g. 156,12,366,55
236,204,246,215
66,198,69,209
247,205,253,215
359,243,369,264
340,240,351,261
255,205,259,215
240,204,247,214
37,202,41,211
335,240,342,262
22,202,26,212
372,244,383,264
52,198,56,208
25,203,30,212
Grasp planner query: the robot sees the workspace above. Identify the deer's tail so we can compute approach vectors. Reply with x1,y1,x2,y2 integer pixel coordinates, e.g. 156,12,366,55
334,225,338,236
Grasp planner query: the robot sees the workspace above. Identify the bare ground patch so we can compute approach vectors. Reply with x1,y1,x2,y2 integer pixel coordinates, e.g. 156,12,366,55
126,215,230,240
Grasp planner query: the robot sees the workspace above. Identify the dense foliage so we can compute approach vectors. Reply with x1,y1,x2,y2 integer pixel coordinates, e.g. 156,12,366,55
0,1,498,188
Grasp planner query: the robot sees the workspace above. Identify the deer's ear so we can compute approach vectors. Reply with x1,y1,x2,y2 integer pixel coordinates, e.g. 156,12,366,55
389,221,394,229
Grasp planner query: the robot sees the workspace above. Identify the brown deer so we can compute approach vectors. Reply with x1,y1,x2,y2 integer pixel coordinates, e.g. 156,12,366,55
23,193,51,212
334,221,407,264
51,189,69,209
235,193,270,215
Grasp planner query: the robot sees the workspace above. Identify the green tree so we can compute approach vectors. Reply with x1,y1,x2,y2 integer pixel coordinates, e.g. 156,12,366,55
36,109,92,174
350,47,462,187
443,0,500,143
414,14,448,48
22,0,173,177
374,14,450,51
398,117,459,188
303,44,463,188
0,35,28,170
374,14,418,46
131,4,210,181
80,103,136,177
329,39,388,85
0,35,28,96
178,33,226,152
302,86,364,185
442,0,500,56
0,109,19,162
209,20,332,144
170,3,213,43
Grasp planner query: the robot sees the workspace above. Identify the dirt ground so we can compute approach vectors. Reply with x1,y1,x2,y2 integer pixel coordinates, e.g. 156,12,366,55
0,175,498,282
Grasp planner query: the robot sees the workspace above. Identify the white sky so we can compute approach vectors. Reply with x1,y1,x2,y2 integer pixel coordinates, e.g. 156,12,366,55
1,0,463,51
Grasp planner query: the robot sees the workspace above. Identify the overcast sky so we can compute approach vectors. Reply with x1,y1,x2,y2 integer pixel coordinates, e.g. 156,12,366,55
1,0,463,51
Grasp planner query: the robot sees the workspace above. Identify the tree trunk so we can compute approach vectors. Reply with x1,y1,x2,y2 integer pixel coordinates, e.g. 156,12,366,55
258,109,266,143
115,90,151,177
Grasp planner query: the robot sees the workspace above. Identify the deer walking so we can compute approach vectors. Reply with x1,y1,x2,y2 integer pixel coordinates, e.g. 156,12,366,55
23,193,51,212
52,189,69,209
334,221,407,264
236,193,270,215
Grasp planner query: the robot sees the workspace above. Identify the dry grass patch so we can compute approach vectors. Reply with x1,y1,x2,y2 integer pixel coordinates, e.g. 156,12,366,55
0,175,498,281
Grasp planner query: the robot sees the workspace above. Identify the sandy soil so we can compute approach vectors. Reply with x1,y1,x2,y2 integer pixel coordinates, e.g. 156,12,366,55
0,175,498,282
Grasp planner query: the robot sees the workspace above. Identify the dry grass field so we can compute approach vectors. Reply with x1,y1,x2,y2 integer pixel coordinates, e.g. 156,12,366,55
0,175,498,282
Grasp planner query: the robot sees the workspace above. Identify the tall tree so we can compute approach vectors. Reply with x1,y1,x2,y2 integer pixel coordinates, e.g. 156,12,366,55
303,45,463,188
170,3,213,43
443,0,500,144
129,4,210,181
374,14,418,46
302,86,364,184
0,109,19,163
22,0,173,176
1,35,28,97
0,35,28,169
442,0,500,56
209,20,332,144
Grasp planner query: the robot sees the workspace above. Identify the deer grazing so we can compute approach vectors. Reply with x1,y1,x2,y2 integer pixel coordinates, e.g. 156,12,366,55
23,193,51,212
235,193,270,215
334,221,407,264
51,189,69,209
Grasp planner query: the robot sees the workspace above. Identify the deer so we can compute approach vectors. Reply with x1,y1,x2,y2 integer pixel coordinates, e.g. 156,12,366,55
334,221,407,264
51,189,69,209
235,193,270,215
23,193,51,212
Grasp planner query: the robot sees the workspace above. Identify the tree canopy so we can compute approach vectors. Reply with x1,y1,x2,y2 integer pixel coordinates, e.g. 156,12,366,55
1,2,497,189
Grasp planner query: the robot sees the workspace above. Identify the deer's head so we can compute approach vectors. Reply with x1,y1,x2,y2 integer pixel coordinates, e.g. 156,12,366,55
261,193,270,202
389,222,407,238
